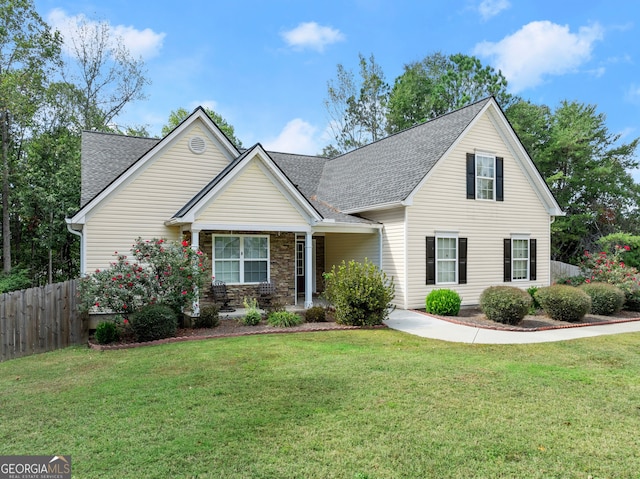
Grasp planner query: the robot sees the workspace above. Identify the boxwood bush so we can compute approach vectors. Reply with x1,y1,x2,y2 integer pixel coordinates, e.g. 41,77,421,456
95,320,119,344
305,306,326,323
425,289,461,316
480,286,532,325
578,282,625,316
535,285,591,322
193,305,220,328
129,304,178,342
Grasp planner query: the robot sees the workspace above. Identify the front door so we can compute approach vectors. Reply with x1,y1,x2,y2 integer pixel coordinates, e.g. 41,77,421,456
296,240,305,293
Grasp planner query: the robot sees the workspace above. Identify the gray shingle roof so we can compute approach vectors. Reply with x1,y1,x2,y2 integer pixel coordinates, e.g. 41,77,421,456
316,98,490,211
81,131,160,206
78,98,491,224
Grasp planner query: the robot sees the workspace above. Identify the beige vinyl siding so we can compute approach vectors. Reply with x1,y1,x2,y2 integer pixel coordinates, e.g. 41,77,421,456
324,232,379,273
406,113,551,308
364,207,406,308
196,161,308,226
84,122,231,272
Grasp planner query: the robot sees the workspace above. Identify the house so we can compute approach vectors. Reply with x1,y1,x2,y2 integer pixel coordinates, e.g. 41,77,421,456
66,97,563,311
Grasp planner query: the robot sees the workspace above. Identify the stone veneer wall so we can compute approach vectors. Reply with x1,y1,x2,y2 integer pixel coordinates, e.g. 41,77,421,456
198,231,296,308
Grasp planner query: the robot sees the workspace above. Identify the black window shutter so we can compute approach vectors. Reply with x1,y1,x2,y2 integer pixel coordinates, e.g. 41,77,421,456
503,239,511,282
530,239,537,281
458,238,467,284
466,153,475,199
496,157,504,201
426,237,435,285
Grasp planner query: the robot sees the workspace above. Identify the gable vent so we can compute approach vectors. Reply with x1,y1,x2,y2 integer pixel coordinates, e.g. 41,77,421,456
188,136,206,154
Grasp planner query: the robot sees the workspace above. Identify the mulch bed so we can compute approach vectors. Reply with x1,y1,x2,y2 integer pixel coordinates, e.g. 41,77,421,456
88,319,385,351
418,307,640,331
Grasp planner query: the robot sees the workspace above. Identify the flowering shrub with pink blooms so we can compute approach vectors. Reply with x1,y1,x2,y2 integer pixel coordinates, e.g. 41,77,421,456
80,237,209,318
580,245,640,309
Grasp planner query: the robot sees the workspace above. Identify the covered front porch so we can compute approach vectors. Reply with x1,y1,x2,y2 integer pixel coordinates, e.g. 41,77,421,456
184,224,382,310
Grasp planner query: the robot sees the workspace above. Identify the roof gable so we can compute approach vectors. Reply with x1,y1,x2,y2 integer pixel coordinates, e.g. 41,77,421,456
315,98,491,212
70,108,240,225
169,144,323,225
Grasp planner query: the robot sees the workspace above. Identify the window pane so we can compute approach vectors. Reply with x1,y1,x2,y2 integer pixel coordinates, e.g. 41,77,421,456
437,238,456,260
513,260,528,280
214,237,239,259
476,156,494,177
215,260,240,283
245,237,268,259
477,177,494,200
513,239,528,259
437,261,456,283
244,260,268,283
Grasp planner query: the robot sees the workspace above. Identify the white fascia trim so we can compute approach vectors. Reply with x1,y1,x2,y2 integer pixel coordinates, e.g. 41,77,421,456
485,104,565,217
191,223,313,233
312,223,382,234
70,110,239,224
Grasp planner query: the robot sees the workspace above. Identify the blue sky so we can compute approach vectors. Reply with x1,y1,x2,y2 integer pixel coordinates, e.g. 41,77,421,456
34,0,640,163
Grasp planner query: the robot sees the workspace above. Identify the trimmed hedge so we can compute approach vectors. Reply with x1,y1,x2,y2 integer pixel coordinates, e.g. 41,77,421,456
535,285,591,322
194,305,220,328
305,306,327,323
480,286,532,325
130,304,178,342
425,289,461,316
578,282,625,316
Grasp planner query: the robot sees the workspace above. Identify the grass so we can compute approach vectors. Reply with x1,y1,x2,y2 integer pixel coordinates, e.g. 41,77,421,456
1,330,640,478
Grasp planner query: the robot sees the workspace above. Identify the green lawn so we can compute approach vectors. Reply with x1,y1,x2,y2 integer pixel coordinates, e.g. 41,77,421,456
1,329,640,478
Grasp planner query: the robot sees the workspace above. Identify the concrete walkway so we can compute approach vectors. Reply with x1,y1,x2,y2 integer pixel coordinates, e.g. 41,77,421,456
384,309,640,344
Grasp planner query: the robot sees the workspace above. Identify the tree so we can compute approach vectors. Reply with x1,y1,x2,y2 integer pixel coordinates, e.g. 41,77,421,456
323,53,389,155
386,53,513,133
0,0,62,273
161,107,243,147
506,100,640,262
63,17,149,131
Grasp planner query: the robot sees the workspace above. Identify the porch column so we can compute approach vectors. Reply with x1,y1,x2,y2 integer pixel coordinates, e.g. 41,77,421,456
304,231,313,308
190,228,201,316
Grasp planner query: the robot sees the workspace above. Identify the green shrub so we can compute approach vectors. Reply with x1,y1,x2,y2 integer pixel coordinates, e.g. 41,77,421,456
425,289,461,316
480,286,532,325
305,306,327,322
554,275,587,287
241,297,262,326
194,305,220,328
267,311,303,327
129,304,178,342
265,300,286,315
535,285,591,322
323,259,395,326
578,282,625,316
94,321,120,344
0,268,32,293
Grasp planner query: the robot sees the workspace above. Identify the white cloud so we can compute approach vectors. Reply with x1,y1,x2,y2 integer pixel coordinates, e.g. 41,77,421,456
627,84,640,104
47,8,165,59
478,0,510,20
281,22,345,52
474,21,604,92
263,119,320,154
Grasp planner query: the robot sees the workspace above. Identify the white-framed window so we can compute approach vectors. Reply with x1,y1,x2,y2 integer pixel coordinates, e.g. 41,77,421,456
476,153,495,200
436,234,458,284
213,235,269,284
512,237,529,281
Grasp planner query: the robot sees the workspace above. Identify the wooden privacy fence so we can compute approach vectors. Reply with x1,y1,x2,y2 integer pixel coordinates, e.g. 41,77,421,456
550,260,581,281
0,280,88,362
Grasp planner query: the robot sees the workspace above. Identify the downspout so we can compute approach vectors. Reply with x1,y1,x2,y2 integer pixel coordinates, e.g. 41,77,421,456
66,222,84,276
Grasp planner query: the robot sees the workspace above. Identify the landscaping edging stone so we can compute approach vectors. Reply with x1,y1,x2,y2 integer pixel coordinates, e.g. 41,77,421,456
88,323,387,351
416,309,640,332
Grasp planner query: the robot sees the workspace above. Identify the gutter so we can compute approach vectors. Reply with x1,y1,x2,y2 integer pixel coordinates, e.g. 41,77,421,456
66,219,85,275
